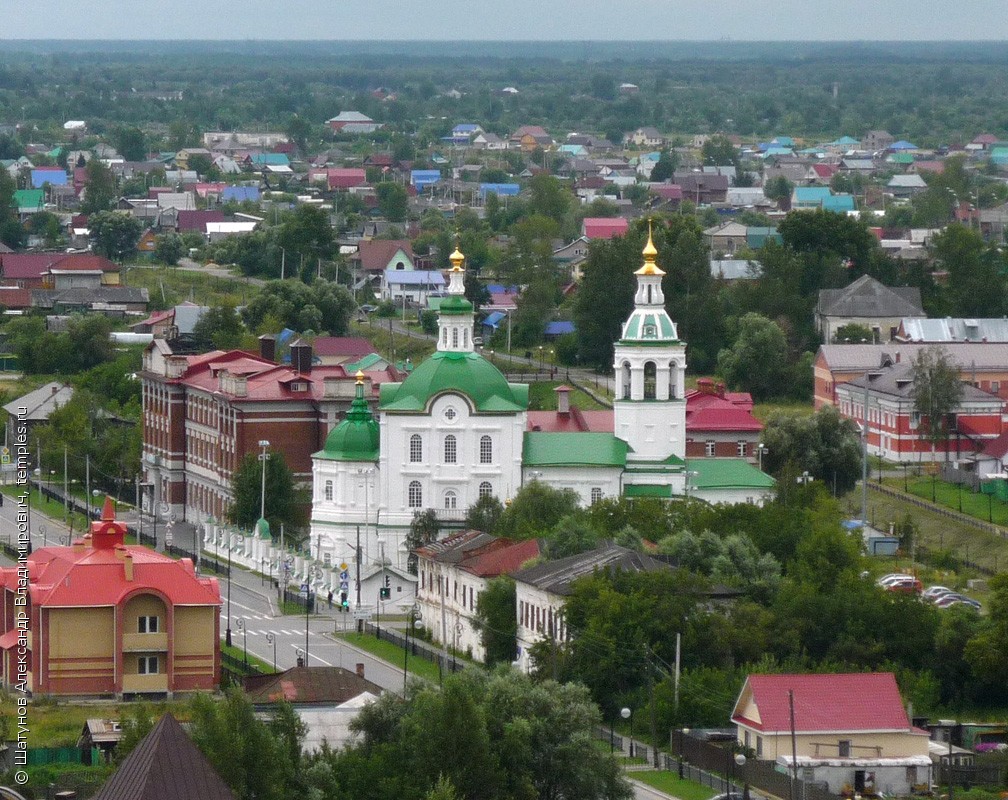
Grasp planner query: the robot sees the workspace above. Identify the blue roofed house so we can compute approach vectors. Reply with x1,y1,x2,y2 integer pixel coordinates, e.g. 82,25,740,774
544,321,575,340
381,269,446,303
221,186,261,203
792,186,856,213
479,183,520,198
411,170,442,191
247,153,290,168
31,168,69,189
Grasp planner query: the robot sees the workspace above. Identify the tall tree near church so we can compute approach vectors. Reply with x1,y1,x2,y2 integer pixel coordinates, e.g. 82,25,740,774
911,346,963,461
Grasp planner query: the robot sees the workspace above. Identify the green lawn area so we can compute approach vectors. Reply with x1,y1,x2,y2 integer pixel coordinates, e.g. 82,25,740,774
220,640,274,674
0,486,92,540
632,770,718,800
751,399,815,422
527,381,609,411
897,475,1008,527
337,631,455,684
350,319,436,363
123,263,249,309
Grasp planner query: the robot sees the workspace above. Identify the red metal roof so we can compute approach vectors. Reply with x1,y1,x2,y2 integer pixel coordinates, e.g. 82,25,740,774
464,539,540,577
527,409,613,433
311,337,375,358
1,253,64,279
981,430,1008,459
0,287,32,309
176,210,225,233
355,239,415,271
733,673,914,733
50,253,117,272
583,217,629,240
686,406,764,433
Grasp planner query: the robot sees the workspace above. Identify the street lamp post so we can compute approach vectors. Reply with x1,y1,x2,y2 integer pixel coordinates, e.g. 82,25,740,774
757,443,768,472
404,603,421,691
797,470,813,486
237,618,247,667
678,727,690,779
684,470,699,503
735,753,749,800
265,632,277,672
621,706,634,758
225,530,244,647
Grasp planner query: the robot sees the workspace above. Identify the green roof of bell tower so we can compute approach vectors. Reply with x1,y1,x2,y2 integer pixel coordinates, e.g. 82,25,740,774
315,371,380,461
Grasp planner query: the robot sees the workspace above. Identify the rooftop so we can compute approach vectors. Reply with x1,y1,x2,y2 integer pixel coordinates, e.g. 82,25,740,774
513,542,669,596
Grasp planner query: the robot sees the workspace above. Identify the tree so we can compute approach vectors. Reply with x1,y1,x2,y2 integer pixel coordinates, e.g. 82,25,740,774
472,576,517,666
465,493,503,533
528,174,572,223
285,114,313,156
80,158,117,213
113,126,147,161
833,322,875,344
154,232,185,265
701,135,738,167
229,448,307,537
276,204,335,264
89,211,142,262
192,304,246,350
716,312,790,401
0,168,25,249
763,175,793,204
406,509,440,574
495,480,581,540
930,224,1007,316
376,182,408,222
760,405,862,493
241,280,355,336
649,149,678,182
911,346,964,459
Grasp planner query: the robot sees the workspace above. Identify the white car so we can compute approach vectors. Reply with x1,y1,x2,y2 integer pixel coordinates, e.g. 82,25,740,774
877,574,915,587
923,585,954,600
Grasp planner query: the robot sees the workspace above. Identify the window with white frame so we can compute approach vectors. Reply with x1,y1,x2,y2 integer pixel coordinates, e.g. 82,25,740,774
737,440,747,457
479,481,493,498
409,434,423,463
444,490,457,509
705,440,715,456
444,434,457,464
590,487,602,504
479,435,492,464
408,481,422,508
138,655,159,675
452,328,459,348
324,480,333,501
138,615,159,634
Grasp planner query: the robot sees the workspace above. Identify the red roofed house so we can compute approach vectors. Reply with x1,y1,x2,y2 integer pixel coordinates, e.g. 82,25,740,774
176,210,226,235
0,252,120,289
415,530,540,662
527,385,613,433
311,336,377,366
685,378,764,459
140,337,401,523
351,239,415,277
732,673,931,796
0,499,220,697
582,217,629,240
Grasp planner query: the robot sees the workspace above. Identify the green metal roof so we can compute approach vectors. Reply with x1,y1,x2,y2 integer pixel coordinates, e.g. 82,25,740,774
624,484,673,498
344,353,386,372
14,189,43,211
522,432,629,467
687,458,776,490
621,309,678,343
380,350,527,413
316,382,380,461
437,295,474,316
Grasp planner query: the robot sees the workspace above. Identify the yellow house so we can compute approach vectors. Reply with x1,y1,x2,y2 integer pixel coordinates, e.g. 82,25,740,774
0,498,220,697
732,672,931,796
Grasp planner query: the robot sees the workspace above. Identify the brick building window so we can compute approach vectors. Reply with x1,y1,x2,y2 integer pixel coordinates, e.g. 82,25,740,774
737,441,747,457
138,615,159,633
706,440,716,456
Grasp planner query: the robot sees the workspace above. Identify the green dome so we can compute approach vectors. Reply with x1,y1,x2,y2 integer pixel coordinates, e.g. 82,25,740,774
380,350,528,413
438,295,473,315
317,385,380,461
620,309,679,343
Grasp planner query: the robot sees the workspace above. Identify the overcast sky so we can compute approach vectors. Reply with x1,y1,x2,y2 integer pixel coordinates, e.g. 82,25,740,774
7,0,1008,41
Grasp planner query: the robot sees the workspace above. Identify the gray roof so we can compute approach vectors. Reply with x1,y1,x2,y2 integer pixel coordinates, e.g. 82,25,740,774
3,381,73,421
711,259,760,280
887,174,928,188
842,361,997,403
818,342,1008,372
31,286,150,308
513,542,668,596
817,274,924,319
899,317,1008,344
416,530,499,565
173,304,209,335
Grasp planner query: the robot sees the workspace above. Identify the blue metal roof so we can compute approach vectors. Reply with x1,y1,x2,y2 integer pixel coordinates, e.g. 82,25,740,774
479,183,520,197
385,270,446,286
482,311,506,328
544,321,575,336
222,186,260,203
411,170,442,188
31,169,68,188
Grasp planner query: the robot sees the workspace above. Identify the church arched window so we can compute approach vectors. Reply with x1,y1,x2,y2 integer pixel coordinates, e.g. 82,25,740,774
324,480,333,502
621,361,631,400
669,361,678,399
409,434,422,463
408,481,422,508
644,361,657,400
444,434,457,464
444,489,458,510
479,481,493,498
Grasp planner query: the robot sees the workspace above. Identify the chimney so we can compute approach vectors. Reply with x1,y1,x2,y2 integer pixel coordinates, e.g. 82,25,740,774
72,538,87,554
290,339,313,374
555,385,571,415
356,662,365,679
258,334,276,363
123,551,134,582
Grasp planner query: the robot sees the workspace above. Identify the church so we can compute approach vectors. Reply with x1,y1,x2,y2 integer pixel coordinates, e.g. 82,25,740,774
309,229,773,571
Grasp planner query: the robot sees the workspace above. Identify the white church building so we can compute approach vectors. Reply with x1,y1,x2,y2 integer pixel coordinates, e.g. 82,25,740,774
309,232,773,571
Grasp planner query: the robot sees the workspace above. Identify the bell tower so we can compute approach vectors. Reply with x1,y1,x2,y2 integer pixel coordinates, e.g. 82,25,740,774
612,222,687,464
436,241,476,354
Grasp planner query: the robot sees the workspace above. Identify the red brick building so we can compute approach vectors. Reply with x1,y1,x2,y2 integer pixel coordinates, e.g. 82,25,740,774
684,379,764,459
0,499,220,697
140,338,400,523
834,362,1004,463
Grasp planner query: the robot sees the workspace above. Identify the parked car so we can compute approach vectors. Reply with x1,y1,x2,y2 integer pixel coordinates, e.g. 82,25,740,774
941,598,982,611
923,585,955,600
878,574,916,588
884,576,923,593
877,572,912,585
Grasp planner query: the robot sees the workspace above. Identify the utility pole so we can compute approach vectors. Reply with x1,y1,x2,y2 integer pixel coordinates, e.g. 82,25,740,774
789,690,799,800
355,525,362,633
862,379,869,525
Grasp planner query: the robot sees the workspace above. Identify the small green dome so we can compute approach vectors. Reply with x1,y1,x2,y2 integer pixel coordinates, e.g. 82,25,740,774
620,309,679,343
318,379,380,461
255,516,271,539
438,295,473,315
380,350,527,413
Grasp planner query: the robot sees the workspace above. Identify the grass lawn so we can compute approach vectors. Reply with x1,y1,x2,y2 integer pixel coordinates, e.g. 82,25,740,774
632,770,718,800
220,640,274,674
350,319,436,363
751,399,815,423
859,484,1008,576
527,381,609,411
337,631,453,684
0,486,92,540
123,263,251,309
897,475,1008,528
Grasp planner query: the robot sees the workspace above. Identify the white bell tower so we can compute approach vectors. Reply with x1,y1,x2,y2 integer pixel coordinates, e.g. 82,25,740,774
437,242,476,353
613,222,687,465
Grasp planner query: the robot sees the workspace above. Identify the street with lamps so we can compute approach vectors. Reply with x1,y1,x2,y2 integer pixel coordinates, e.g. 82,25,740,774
265,631,277,672
735,752,750,800
757,443,768,472
403,603,422,691
225,528,245,647
621,706,634,757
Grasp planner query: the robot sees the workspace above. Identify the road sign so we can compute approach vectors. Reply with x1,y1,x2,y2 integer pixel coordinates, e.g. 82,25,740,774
339,570,349,581
339,580,349,592
300,582,309,593
0,447,9,465
339,562,348,571
352,609,372,621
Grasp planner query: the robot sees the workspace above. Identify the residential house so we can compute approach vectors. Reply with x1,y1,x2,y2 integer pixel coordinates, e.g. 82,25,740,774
13,189,44,216
472,132,506,150
805,163,839,184
792,186,856,212
711,259,759,281
840,158,878,176
685,379,763,459
675,172,729,204
896,317,1008,344
327,112,382,134
704,221,749,256
415,531,540,662
3,382,75,444
624,127,665,149
816,274,925,344
980,202,1008,241
244,666,383,752
582,217,629,240
814,342,1008,408
835,361,1003,463
887,174,928,198
511,125,552,152
732,672,930,796
381,269,446,303
0,252,120,290
0,500,220,696
862,130,895,153
176,210,225,236
312,337,378,367
513,543,669,672
92,714,234,800
553,236,590,281
351,240,416,284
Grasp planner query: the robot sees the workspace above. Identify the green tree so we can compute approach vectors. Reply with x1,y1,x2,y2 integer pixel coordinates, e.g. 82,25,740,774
930,224,1007,316
649,149,678,182
187,153,217,179
911,345,964,459
229,448,307,536
241,280,355,336
113,704,155,764
528,174,572,223
716,312,790,401
496,480,581,540
89,211,142,262
760,405,862,493
0,167,25,249
465,493,504,533
286,114,313,156
406,509,440,574
701,135,738,167
80,158,118,213
763,175,793,204
473,576,517,666
833,322,875,343
276,204,335,264
376,182,409,222
154,232,185,265
192,304,246,350
113,126,147,162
